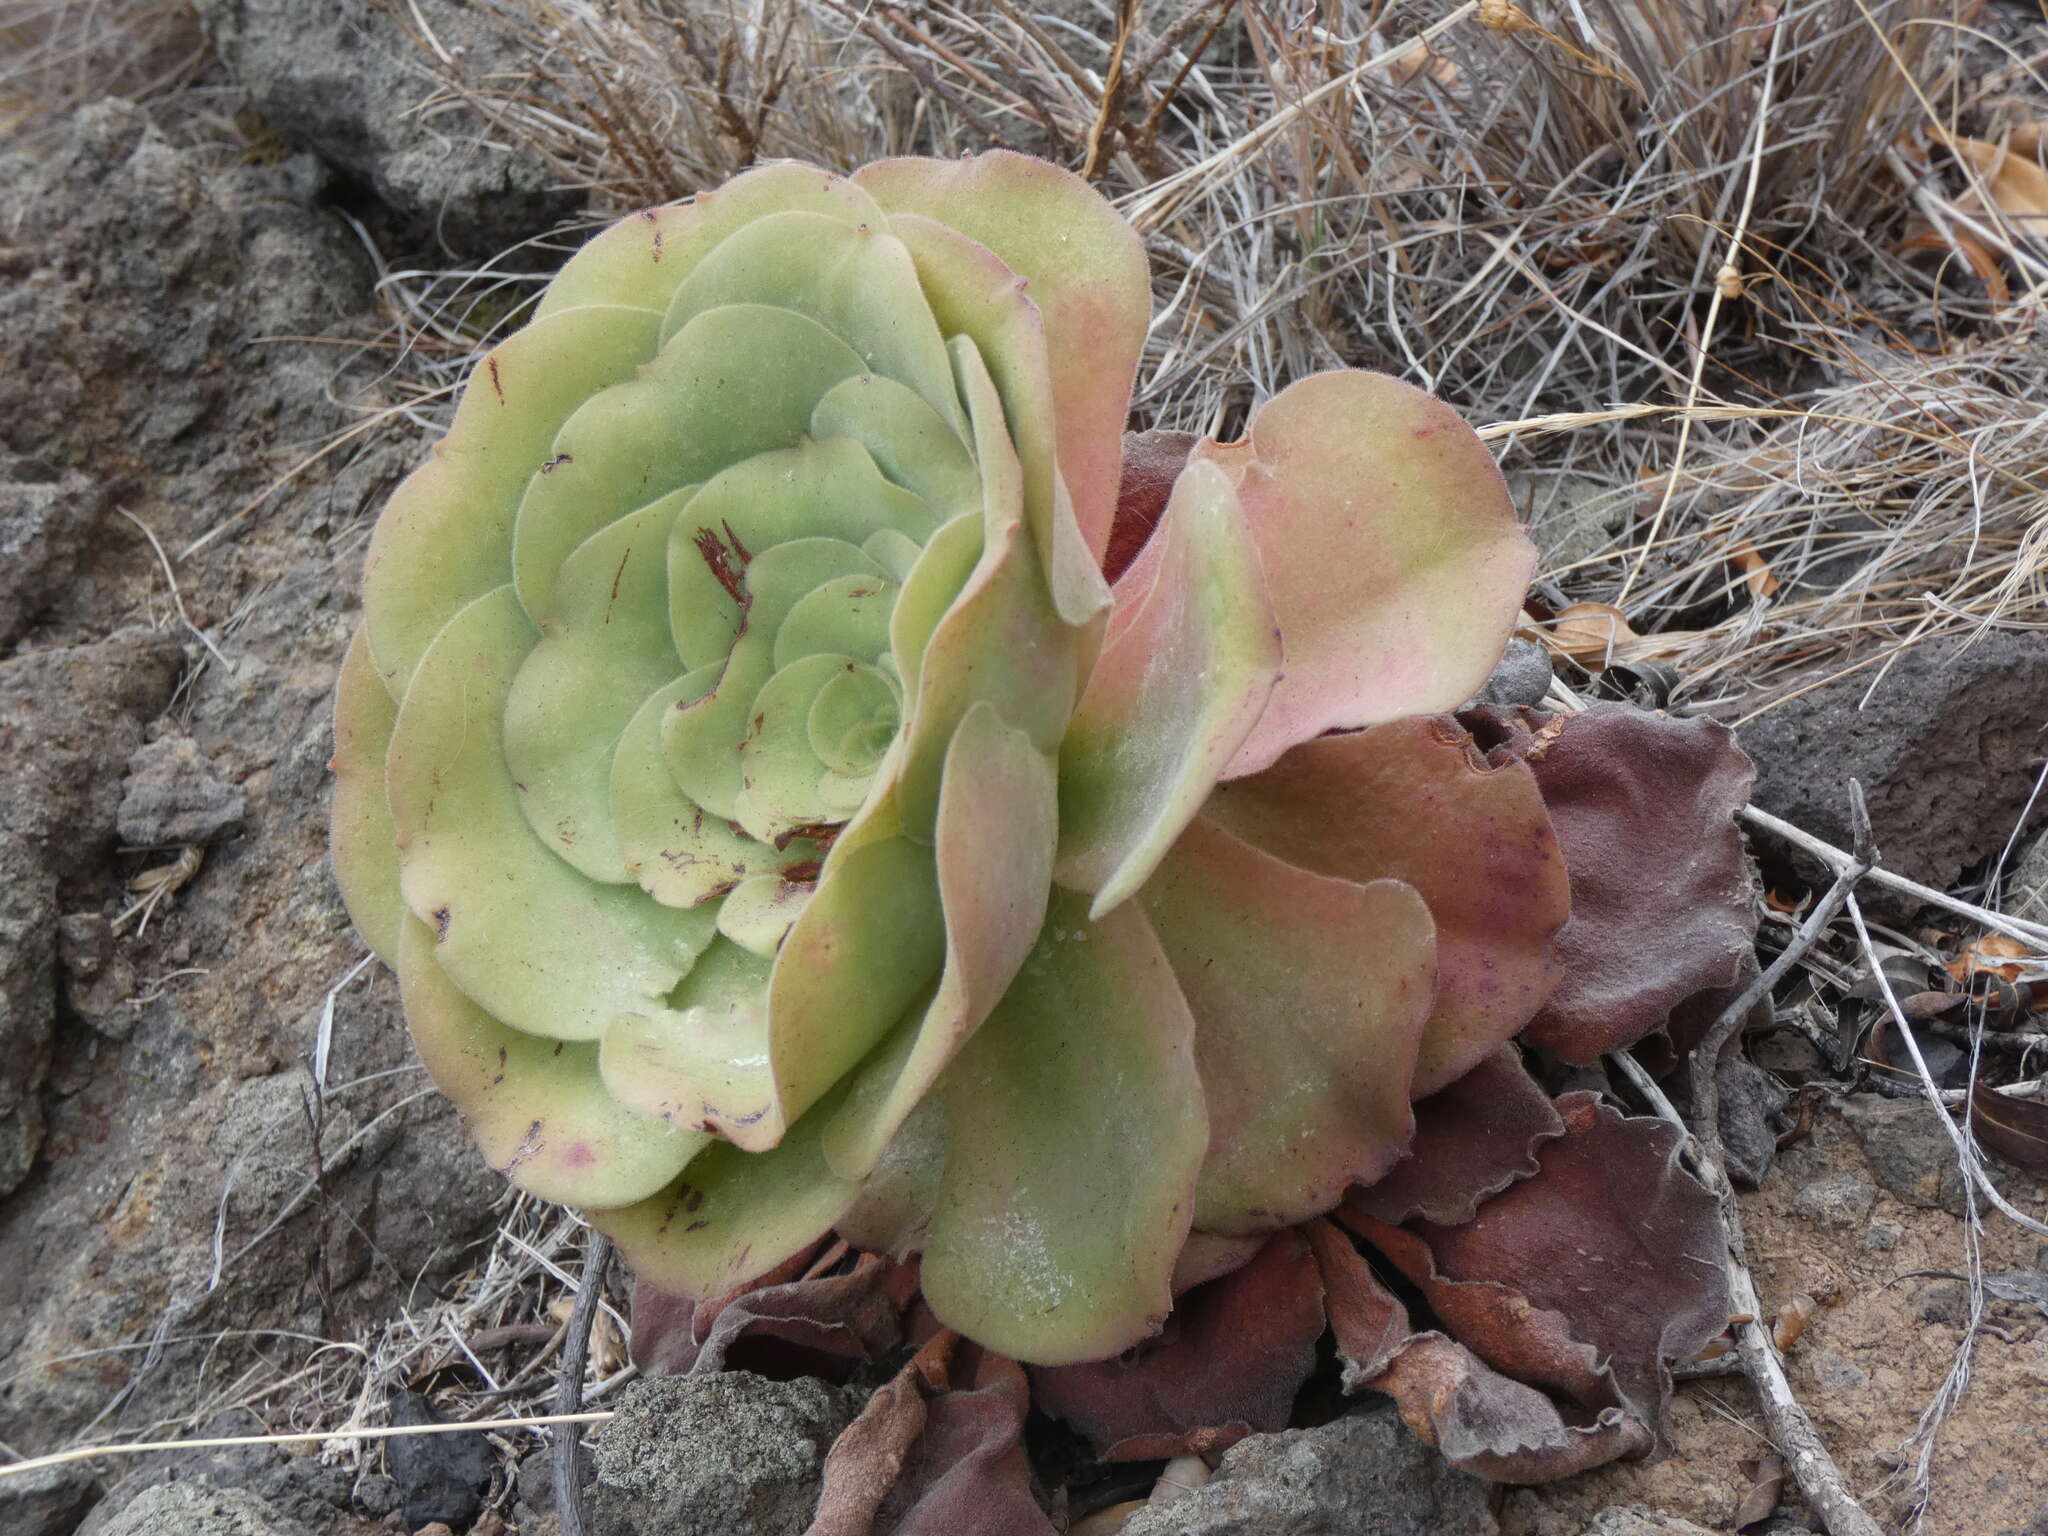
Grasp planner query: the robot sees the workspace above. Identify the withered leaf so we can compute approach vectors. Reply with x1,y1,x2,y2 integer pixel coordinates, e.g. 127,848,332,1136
1970,1082,2048,1175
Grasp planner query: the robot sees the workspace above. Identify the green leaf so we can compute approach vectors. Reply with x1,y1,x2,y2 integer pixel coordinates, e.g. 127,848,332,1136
1194,371,1537,777
661,210,967,438
385,585,717,1040
666,531,889,827
1056,457,1281,916
330,628,404,965
511,304,874,626
766,836,945,1129
880,211,1111,630
592,1077,865,1300
537,163,888,319
920,887,1205,1366
364,305,663,690
1139,817,1435,1234
811,373,982,524
822,702,1056,1179
397,916,705,1208
502,496,690,883
599,934,782,1150
891,339,1078,838
610,667,803,910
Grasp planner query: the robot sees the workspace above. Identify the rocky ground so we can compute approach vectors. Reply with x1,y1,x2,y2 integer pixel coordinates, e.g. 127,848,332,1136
1,5,2045,1536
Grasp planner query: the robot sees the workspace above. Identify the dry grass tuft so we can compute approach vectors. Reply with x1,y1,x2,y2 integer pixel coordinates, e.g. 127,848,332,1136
0,0,208,136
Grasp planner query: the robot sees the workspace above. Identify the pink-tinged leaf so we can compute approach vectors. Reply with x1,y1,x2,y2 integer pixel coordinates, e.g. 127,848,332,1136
877,211,1109,630
1348,1046,1563,1227
1057,460,1282,915
394,916,705,1209
823,704,1057,1179
888,338,1080,838
1204,716,1568,1095
807,1338,1055,1536
1306,1217,1655,1483
921,888,1205,1366
1141,816,1435,1235
1471,704,1761,1062
1188,371,1534,777
1029,1229,1325,1461
1104,430,1197,584
329,629,403,966
1170,1232,1267,1294
857,150,1150,578
632,1249,918,1382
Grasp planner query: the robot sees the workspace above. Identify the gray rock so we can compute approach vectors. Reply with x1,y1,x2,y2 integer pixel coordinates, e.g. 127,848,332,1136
1811,1351,1869,1391
78,1409,353,1536
1119,1406,1497,1536
1580,1510,1719,1536
587,1373,862,1536
386,1391,493,1531
1732,631,2048,908
93,1483,314,1536
1466,637,1555,710
0,1460,103,1536
1841,1093,1969,1216
118,737,246,848
0,460,106,653
0,828,57,1197
1790,1170,1878,1234
1913,1278,1971,1326
56,913,138,1041
1718,1057,1790,1188
348,1473,398,1519
1862,1217,1904,1253
192,0,575,250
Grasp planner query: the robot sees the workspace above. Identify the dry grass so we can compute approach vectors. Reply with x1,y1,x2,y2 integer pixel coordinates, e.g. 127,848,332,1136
0,0,207,136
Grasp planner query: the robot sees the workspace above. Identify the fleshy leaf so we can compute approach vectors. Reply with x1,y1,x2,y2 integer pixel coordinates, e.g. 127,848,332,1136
594,1079,865,1301
599,935,781,1150
384,586,718,1041
921,888,1205,1366
1203,715,1568,1095
858,148,1148,591
823,702,1057,1180
1029,1229,1325,1461
1140,816,1435,1235
329,629,403,965
511,304,873,627
661,209,967,436
1056,457,1281,916
396,916,704,1208
767,837,945,1133
1103,429,1196,584
503,496,687,883
364,305,662,689
1191,371,1535,777
536,163,887,319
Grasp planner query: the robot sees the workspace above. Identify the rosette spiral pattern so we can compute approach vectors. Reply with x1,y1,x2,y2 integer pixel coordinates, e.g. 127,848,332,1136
333,152,1555,1365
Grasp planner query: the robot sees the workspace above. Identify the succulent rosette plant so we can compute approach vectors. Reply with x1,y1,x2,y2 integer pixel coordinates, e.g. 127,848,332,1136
331,150,1560,1368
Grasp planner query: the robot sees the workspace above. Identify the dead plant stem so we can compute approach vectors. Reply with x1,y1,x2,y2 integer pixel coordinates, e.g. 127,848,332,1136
553,1233,611,1536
